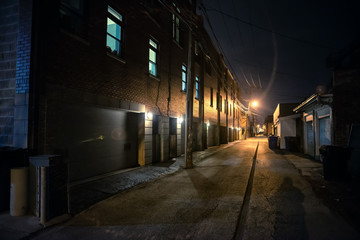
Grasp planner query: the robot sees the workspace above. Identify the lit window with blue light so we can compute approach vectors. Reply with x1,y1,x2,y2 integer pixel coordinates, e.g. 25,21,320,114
106,6,123,57
149,39,158,76
195,76,200,99
181,64,187,91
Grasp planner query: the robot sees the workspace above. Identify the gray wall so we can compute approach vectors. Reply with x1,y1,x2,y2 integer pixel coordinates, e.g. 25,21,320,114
0,1,18,146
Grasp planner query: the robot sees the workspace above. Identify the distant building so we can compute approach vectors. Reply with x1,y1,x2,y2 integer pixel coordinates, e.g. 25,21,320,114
273,103,301,150
264,115,273,136
294,94,333,159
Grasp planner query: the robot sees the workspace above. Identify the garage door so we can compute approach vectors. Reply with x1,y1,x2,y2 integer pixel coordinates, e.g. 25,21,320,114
48,105,139,182
319,117,331,146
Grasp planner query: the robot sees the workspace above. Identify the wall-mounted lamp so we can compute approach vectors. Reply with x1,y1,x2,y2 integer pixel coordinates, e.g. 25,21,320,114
178,116,184,124
206,121,210,128
145,111,153,120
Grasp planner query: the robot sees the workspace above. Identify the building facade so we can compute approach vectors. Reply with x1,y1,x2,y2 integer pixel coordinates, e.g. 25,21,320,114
0,0,245,183
294,94,333,159
273,103,301,150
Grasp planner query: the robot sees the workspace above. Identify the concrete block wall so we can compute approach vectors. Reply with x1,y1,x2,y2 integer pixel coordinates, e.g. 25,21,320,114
0,0,18,146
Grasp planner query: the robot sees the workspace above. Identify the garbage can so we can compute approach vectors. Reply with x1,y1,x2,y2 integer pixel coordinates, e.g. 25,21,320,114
10,167,28,216
268,136,278,149
285,136,300,152
319,145,352,180
0,147,28,212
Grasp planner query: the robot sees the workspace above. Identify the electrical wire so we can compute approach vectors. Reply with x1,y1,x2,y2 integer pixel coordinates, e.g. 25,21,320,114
200,4,249,91
203,7,339,50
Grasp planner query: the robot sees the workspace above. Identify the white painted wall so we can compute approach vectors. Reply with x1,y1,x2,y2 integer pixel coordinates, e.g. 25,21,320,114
279,118,297,149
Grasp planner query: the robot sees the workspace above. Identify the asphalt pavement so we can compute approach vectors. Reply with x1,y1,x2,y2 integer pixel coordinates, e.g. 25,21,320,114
0,137,359,240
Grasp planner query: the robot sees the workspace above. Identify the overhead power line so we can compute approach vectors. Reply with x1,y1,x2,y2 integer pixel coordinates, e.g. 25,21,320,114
200,4,247,90
203,7,339,50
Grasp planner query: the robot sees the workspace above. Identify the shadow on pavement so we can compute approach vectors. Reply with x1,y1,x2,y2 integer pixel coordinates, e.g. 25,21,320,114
274,177,309,240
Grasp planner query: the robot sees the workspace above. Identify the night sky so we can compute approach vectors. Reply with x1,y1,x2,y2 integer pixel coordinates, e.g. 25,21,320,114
199,0,360,122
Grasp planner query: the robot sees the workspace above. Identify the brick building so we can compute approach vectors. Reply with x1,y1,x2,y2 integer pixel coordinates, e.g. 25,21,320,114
0,0,245,183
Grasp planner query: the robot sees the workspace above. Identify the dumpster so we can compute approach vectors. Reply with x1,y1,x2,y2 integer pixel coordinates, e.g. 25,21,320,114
319,145,352,180
268,136,279,149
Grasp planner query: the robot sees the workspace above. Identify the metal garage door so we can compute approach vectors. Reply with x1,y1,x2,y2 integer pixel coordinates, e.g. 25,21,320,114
319,117,331,146
306,121,314,156
49,105,139,182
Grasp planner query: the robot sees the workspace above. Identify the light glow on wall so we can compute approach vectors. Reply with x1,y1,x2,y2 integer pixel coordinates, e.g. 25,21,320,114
145,112,153,120
178,116,184,124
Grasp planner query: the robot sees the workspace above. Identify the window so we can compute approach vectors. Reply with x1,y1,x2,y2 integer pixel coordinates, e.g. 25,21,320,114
106,6,123,57
210,88,213,107
217,93,222,112
225,100,228,114
172,3,182,45
181,64,187,91
149,38,159,76
194,41,199,55
59,0,86,37
172,14,180,43
206,60,212,76
195,76,200,99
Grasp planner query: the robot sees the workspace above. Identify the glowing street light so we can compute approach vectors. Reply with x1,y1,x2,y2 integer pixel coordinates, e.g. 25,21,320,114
251,100,259,108
245,100,259,139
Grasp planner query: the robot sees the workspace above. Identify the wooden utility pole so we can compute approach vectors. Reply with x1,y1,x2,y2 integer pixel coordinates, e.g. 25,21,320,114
199,52,205,151
185,31,194,169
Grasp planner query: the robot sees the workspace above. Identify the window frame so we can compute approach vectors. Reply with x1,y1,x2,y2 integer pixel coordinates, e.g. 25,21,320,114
195,76,200,99
59,0,87,38
149,38,159,77
172,2,181,45
217,93,222,112
106,5,124,58
172,14,180,43
181,64,187,92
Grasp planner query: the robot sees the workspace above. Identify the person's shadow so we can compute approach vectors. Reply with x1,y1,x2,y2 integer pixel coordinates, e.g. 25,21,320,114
274,177,309,240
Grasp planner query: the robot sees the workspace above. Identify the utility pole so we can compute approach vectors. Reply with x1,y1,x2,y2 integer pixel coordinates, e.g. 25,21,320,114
185,30,194,169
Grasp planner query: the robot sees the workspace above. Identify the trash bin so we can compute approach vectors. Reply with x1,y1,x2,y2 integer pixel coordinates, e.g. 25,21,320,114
268,136,278,149
0,147,28,212
10,167,28,216
319,145,352,180
285,136,300,152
